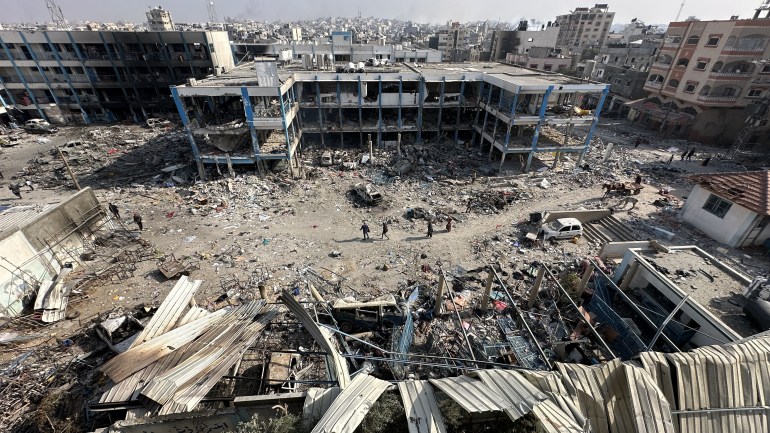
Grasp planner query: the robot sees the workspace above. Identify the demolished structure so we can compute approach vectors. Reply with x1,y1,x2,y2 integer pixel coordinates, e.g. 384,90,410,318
171,60,609,178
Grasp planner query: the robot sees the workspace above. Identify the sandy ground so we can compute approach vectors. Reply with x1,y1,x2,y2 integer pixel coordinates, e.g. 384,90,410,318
1,119,769,355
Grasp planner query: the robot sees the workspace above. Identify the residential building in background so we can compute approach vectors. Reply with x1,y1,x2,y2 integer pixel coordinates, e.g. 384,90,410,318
437,21,472,62
555,4,615,53
489,21,560,61
146,6,175,32
640,12,770,145
506,47,571,72
595,38,663,112
0,30,233,124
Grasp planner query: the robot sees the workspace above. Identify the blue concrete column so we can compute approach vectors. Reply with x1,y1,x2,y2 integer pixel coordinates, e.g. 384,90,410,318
525,85,554,172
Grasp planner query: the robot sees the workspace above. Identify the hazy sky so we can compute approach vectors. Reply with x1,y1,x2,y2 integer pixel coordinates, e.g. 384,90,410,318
1,0,765,25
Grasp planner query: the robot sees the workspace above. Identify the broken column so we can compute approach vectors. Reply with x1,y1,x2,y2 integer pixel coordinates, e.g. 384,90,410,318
528,266,545,308
434,272,445,317
480,270,494,311
367,133,373,163
397,132,402,157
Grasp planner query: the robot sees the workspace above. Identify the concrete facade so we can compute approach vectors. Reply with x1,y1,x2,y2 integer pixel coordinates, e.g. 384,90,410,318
171,62,609,178
642,17,770,145
490,26,560,61
0,188,107,318
555,4,615,52
0,29,233,124
681,184,770,247
232,42,442,65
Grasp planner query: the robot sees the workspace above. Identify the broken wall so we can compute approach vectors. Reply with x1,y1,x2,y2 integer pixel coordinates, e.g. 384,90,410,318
0,231,59,317
21,187,105,259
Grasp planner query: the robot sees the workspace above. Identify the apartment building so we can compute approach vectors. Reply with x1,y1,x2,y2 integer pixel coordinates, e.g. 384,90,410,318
489,24,560,61
146,6,175,32
641,14,770,145
0,30,233,124
595,38,662,111
437,22,472,62
170,61,608,179
555,4,615,53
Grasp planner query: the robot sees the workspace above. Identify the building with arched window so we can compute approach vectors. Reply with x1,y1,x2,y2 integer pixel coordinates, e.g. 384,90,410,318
640,14,770,147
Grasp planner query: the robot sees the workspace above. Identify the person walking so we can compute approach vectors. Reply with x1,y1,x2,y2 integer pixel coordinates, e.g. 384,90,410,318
133,213,143,231
381,221,389,240
360,221,370,240
667,154,674,165
681,149,688,161
108,203,120,220
24,180,34,191
465,198,473,213
427,220,433,238
686,148,695,161
8,184,21,199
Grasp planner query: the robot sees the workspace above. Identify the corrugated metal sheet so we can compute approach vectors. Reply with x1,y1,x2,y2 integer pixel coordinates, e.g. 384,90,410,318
0,204,55,238
304,387,341,429
475,370,548,421
310,374,390,433
689,170,770,216
531,399,585,433
429,375,507,413
397,380,447,433
557,360,674,433
660,336,770,433
281,290,351,388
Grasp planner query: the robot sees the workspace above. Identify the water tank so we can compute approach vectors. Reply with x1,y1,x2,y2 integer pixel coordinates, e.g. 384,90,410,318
302,54,313,70
357,61,365,71
315,54,324,69
347,62,355,72
583,60,596,78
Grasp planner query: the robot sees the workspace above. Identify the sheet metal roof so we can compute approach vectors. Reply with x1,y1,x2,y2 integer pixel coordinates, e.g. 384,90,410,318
429,375,508,413
310,374,390,433
648,336,770,433
303,387,341,429
0,204,56,239
474,370,548,421
397,380,447,433
689,170,770,216
556,360,674,433
281,290,351,388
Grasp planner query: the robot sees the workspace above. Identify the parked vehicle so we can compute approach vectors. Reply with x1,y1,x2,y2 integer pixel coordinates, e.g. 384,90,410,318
538,218,583,242
23,119,57,134
353,182,383,205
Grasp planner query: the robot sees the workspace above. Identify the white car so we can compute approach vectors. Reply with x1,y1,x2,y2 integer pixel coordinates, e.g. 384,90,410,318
539,218,583,242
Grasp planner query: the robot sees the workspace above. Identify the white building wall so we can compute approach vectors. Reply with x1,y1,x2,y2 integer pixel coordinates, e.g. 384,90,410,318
681,185,757,247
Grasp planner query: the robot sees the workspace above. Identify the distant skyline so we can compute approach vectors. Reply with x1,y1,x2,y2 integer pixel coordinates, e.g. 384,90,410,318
1,0,765,26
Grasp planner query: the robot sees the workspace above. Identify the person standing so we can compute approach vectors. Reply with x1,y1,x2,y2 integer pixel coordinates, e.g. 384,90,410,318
108,203,120,220
360,221,370,240
427,220,434,238
465,198,473,213
445,217,453,233
686,148,696,161
381,221,389,240
8,184,21,199
635,174,642,185
133,213,143,231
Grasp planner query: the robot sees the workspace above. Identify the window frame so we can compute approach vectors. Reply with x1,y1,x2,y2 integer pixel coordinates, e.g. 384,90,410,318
702,194,732,218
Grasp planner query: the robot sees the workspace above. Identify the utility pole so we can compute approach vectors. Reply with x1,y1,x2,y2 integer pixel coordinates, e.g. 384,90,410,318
55,145,81,191
206,1,218,24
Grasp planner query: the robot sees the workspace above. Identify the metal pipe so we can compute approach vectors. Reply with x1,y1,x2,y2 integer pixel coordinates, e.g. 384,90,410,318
440,268,476,361
541,267,617,359
647,294,689,351
491,267,552,368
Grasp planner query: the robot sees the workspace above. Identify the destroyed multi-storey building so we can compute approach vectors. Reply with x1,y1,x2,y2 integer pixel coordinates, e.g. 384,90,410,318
0,29,233,124
555,4,616,53
171,60,609,178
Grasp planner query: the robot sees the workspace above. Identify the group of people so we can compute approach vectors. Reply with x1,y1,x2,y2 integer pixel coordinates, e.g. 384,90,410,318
666,148,711,166
108,202,144,231
360,217,453,241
